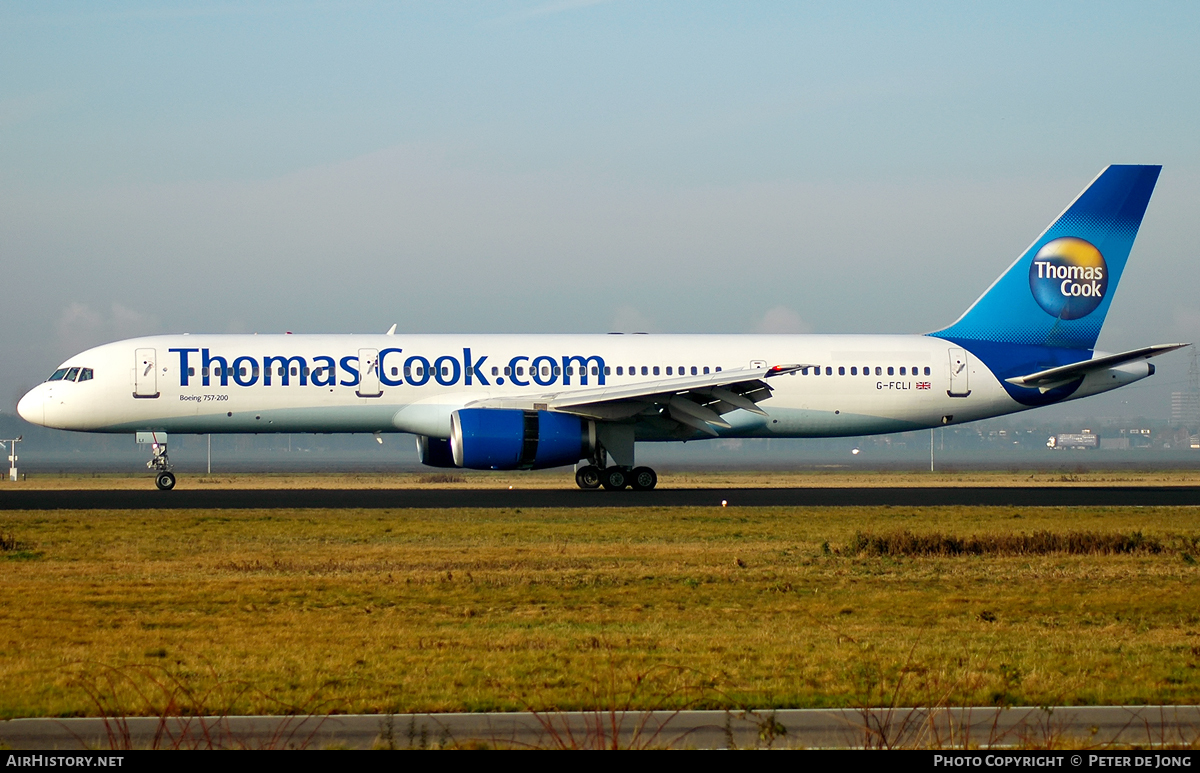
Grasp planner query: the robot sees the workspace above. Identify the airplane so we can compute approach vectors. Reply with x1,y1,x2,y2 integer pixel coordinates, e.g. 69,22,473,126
16,164,1185,491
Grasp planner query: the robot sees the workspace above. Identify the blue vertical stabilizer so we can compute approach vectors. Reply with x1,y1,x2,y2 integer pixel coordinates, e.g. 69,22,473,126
930,165,1160,350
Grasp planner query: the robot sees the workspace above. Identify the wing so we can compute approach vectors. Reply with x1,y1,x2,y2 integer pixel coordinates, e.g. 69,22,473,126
466,364,808,436
1005,343,1188,393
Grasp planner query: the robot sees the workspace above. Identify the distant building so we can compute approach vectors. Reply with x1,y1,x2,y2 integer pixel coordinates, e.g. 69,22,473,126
1171,392,1200,426
1047,431,1098,450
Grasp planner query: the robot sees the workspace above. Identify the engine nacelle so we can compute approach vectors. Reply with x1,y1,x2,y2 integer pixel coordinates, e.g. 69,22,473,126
450,409,592,470
415,435,457,468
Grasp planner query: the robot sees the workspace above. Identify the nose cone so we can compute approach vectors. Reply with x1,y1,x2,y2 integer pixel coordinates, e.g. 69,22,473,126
16,387,44,427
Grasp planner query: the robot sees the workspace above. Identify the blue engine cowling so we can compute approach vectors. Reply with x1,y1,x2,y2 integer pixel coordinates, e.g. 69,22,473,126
416,435,457,468
450,409,591,470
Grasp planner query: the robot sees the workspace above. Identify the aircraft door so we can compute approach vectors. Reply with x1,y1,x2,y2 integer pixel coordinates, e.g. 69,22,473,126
947,347,971,397
357,348,382,397
134,348,159,398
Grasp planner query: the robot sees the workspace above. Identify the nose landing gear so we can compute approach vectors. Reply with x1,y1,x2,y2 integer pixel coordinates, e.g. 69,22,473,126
139,433,175,491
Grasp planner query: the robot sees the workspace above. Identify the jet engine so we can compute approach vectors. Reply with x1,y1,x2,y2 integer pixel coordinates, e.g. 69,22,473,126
450,409,593,470
416,435,457,468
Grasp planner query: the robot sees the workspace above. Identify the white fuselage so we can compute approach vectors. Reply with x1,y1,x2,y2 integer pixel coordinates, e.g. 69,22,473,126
16,333,1150,441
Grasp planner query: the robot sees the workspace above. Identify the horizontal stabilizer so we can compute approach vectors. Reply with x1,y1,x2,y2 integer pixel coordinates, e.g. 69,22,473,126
1005,343,1188,392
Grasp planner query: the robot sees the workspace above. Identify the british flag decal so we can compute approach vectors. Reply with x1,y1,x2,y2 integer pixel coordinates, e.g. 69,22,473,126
916,381,931,390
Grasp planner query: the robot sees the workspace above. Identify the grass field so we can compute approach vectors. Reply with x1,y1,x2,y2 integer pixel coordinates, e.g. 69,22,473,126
8,468,1200,489
1,504,1199,718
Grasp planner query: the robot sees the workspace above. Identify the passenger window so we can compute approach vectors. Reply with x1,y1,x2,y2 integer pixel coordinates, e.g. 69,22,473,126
278,367,285,377
491,367,499,376
592,366,599,375
716,366,722,372
641,366,648,375
691,366,697,375
303,367,310,377
924,366,931,376
899,367,906,376
875,367,882,376
653,366,660,376
887,367,894,376
517,367,524,376
604,366,611,375
445,367,451,377
202,367,209,377
617,366,624,376
838,367,845,375
825,367,832,375
78,368,93,382
239,368,247,378
504,367,511,376
291,367,298,376
554,367,561,376
391,367,398,376
703,367,710,374
666,366,673,375
185,367,194,378
850,367,857,376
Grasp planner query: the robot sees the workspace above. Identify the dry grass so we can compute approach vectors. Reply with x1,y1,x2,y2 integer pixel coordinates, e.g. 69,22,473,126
841,529,1190,557
7,468,1200,490
1,504,1199,718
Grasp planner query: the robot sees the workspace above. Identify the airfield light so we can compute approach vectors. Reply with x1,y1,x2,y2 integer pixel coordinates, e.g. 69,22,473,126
1,437,21,481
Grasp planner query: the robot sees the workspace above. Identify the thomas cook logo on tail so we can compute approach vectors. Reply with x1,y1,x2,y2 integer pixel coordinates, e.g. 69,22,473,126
1028,237,1108,320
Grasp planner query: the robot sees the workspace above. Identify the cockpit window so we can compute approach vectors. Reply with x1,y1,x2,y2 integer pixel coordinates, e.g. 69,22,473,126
78,368,94,382
48,368,68,381
65,367,80,382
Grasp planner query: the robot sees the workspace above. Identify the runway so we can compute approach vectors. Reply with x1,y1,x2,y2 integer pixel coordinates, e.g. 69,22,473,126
3,485,1200,510
2,706,1198,749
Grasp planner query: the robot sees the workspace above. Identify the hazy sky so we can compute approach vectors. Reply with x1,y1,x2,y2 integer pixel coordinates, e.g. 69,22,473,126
3,1,1199,422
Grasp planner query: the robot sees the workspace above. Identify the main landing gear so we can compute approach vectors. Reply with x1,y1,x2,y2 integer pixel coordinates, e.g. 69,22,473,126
575,464,657,491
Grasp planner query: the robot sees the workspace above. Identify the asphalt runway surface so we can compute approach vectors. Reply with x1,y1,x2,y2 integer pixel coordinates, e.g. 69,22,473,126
2,706,1199,749
3,486,1200,509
